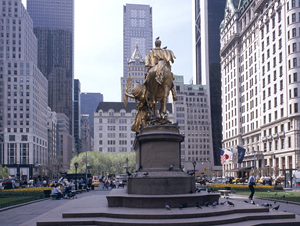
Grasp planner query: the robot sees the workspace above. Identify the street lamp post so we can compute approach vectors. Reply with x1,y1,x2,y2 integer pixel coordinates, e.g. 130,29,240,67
85,135,88,182
74,162,78,190
192,161,197,181
267,165,270,176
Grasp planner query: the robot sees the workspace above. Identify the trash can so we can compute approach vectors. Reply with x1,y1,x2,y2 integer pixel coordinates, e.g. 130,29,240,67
91,185,94,190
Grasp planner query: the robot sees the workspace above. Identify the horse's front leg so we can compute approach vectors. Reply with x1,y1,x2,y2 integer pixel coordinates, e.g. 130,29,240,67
153,101,158,118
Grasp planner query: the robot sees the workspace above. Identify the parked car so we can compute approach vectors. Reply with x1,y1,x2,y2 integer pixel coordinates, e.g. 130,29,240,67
232,177,247,184
92,180,100,187
232,178,240,184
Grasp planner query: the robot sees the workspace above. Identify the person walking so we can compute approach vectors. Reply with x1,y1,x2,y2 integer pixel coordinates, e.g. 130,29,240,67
248,172,256,200
11,179,15,189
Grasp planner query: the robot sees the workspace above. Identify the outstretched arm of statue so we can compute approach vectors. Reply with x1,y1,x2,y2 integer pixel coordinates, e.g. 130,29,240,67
125,92,135,99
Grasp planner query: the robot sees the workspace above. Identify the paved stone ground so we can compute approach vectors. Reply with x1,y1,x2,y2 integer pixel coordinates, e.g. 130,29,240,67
0,186,111,226
1,186,300,226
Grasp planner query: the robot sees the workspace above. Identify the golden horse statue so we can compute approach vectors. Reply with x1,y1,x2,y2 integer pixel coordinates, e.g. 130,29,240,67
124,37,176,132
145,59,174,119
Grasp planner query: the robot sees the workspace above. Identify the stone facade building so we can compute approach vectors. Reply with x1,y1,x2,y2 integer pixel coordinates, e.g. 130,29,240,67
94,102,173,154
220,0,300,178
121,43,147,102
172,75,216,175
47,108,59,179
0,0,48,180
57,113,74,173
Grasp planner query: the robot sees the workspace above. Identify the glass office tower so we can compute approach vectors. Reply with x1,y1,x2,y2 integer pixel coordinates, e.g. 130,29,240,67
27,0,74,136
194,0,226,167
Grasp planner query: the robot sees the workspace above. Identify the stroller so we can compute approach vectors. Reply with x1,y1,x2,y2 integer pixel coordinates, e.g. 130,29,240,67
64,185,77,199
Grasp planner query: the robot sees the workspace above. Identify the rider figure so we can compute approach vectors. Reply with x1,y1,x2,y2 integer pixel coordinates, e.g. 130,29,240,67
144,37,177,101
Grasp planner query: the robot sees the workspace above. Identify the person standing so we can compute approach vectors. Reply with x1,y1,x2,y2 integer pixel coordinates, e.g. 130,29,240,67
11,179,15,189
248,172,256,200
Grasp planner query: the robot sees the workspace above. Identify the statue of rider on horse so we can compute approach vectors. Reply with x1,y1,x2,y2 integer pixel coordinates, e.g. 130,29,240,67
124,37,177,133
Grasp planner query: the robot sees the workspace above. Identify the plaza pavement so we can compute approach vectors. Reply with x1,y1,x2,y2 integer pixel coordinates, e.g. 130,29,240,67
0,186,300,225
0,186,111,226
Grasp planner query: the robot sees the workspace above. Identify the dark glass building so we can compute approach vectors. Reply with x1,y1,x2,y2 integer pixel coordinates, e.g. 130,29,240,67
27,0,74,136
194,0,226,167
74,79,81,155
80,93,103,138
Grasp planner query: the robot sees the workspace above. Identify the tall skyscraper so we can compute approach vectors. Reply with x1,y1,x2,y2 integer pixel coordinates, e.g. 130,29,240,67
122,3,152,101
80,93,103,138
27,0,74,136
0,0,48,180
220,0,300,177
74,79,81,155
193,0,226,168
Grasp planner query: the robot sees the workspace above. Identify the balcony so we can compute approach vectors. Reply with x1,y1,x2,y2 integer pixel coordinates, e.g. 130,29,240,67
279,131,285,137
267,135,273,141
254,0,269,13
262,136,267,142
272,133,279,139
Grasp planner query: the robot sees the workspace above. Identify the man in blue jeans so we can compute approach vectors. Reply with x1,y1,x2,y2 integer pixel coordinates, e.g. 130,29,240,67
248,172,256,200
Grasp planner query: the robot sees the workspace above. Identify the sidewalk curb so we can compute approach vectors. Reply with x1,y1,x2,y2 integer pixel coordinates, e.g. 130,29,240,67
232,194,300,206
0,198,49,212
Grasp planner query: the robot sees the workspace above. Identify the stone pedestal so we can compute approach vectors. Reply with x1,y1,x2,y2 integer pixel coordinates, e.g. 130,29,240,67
127,125,195,195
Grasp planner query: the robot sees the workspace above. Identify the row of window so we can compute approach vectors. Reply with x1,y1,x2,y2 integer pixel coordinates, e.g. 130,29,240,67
99,126,129,131
99,119,130,124
6,128,29,133
100,111,137,117
186,157,209,162
6,99,29,104
99,133,135,138
263,138,292,152
187,150,210,155
100,147,130,153
287,0,300,10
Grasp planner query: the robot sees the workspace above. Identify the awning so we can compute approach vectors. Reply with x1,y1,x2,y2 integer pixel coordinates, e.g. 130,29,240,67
227,167,252,172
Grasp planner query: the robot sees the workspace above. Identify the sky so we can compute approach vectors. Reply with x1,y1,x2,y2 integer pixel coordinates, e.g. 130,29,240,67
22,0,194,102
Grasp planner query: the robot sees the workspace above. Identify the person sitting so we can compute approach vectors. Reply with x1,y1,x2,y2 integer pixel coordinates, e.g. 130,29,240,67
52,184,63,199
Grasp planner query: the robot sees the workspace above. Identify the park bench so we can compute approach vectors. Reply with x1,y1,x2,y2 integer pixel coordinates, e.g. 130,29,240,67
283,188,293,191
50,194,58,200
218,190,231,197
82,189,87,193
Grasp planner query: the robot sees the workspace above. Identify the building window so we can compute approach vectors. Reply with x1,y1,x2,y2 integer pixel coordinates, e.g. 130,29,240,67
281,139,284,149
292,28,296,37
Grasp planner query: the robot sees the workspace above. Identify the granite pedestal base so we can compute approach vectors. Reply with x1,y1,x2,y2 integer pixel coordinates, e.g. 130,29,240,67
129,125,195,195
106,189,220,208
128,173,194,195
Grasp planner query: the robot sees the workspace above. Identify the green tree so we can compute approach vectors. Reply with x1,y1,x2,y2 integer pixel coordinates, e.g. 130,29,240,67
68,152,136,176
0,164,10,179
